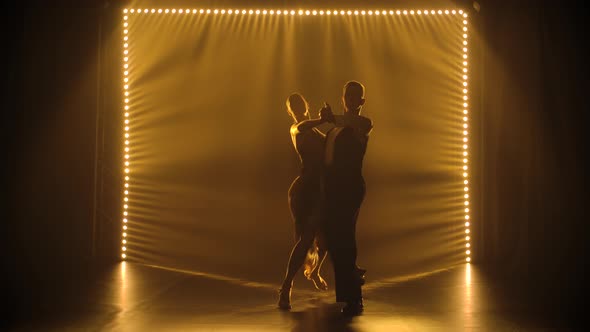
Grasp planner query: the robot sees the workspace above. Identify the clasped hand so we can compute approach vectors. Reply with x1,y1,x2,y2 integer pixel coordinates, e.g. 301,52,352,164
319,103,335,123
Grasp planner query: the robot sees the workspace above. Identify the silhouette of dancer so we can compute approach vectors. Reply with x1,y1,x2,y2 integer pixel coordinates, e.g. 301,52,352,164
321,81,373,316
278,93,333,310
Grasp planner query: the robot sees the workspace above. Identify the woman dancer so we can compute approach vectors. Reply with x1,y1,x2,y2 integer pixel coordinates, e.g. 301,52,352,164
278,93,331,310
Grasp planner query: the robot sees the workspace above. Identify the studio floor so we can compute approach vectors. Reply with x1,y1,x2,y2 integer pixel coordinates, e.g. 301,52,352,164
5,262,578,331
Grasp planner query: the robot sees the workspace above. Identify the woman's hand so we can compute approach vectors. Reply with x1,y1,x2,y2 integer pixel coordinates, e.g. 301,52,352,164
319,102,335,123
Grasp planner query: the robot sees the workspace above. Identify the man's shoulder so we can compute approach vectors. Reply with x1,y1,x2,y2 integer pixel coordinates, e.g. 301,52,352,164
358,115,373,129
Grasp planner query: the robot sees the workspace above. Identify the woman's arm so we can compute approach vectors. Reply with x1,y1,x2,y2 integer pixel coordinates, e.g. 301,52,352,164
291,118,326,135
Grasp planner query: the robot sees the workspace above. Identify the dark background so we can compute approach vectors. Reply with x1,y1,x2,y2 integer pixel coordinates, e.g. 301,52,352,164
3,0,587,324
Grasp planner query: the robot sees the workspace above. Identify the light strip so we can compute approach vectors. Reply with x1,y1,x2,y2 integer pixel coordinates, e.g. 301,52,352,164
121,8,472,264
121,13,130,260
461,12,471,263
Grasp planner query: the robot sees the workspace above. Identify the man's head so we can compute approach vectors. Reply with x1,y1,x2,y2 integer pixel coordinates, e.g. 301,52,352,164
286,93,309,122
342,81,365,114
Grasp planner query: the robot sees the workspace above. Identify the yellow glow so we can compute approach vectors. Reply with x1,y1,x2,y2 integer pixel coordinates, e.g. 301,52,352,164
430,10,435,14
305,10,311,15
396,10,401,15
464,180,469,185
124,204,128,209
463,144,468,149
465,208,470,213
319,10,324,15
464,13,469,18
312,10,317,15
347,10,352,15
125,168,129,173
123,77,128,82
417,10,422,14
215,9,219,14
466,222,470,227
410,10,415,15
361,10,366,15
125,176,129,181
269,10,273,15
424,10,429,15
463,33,468,38
466,243,470,247
123,239,127,244
466,215,470,220
123,246,127,251
463,40,468,45
376,10,381,15
277,10,281,15
465,229,470,234
125,183,129,188
465,201,469,206
327,10,331,15
403,10,408,15
122,253,126,259
164,9,169,13
143,9,148,13
463,109,468,114
466,250,471,255
452,10,457,14
382,10,387,15
124,84,129,90
464,194,469,199
123,36,128,41
123,9,128,13
290,10,295,15
463,137,468,142
463,151,467,156
438,10,442,14
123,232,127,237
340,10,345,15
464,187,469,192
463,131,468,135
463,172,468,177
445,10,449,14
466,236,470,241
130,9,134,13
459,10,464,14
466,257,471,262
463,165,468,171
368,10,373,15
123,211,128,216
123,15,128,20
171,9,176,13
355,10,359,15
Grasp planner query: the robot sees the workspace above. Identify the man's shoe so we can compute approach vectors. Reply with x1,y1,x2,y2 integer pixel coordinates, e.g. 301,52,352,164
342,300,364,316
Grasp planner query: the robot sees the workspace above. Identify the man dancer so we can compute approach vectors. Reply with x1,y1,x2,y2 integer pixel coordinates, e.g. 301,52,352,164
322,81,372,316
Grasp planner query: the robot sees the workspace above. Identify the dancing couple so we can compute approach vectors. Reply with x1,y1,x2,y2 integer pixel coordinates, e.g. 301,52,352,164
278,81,373,316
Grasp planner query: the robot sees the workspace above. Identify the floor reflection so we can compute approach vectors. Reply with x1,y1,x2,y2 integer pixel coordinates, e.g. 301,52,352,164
7,262,573,331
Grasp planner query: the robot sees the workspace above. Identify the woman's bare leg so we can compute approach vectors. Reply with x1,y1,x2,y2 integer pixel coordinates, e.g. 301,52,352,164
278,227,315,309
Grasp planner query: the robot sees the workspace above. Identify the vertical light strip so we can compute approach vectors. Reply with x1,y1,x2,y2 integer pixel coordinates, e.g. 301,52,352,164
460,11,471,263
121,9,130,260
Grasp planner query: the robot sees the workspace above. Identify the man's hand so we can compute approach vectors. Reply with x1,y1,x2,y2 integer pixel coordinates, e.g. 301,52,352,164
319,102,335,123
